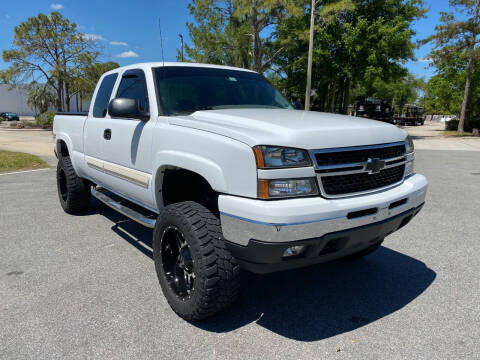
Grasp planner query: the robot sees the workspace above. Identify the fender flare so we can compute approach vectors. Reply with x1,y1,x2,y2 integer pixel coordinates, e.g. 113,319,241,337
54,133,79,170
55,132,73,159
152,150,227,209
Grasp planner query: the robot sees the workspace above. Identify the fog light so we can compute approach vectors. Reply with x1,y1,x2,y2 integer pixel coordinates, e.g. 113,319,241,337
283,245,305,257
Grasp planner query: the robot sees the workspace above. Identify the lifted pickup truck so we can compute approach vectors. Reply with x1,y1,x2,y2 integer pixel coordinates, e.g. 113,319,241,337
53,62,428,321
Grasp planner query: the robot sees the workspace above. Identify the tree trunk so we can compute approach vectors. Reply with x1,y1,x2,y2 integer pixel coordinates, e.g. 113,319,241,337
65,81,71,112
322,90,328,112
56,80,63,112
329,81,337,113
458,55,473,133
251,1,262,73
343,78,351,114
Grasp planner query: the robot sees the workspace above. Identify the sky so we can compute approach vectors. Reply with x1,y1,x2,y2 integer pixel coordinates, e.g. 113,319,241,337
0,0,459,81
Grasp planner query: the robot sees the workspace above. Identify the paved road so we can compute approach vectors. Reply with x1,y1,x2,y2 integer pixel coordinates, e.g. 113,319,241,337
0,128,56,166
402,122,480,151
1,150,479,360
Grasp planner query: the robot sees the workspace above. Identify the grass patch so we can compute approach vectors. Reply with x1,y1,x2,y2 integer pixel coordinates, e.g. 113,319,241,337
0,150,49,173
443,130,474,137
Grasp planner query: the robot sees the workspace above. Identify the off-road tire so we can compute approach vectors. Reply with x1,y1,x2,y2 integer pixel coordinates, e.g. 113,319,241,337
56,156,91,214
153,201,241,321
343,240,384,261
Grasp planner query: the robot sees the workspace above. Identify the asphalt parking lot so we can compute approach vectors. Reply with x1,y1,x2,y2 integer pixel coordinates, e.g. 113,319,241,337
1,150,479,360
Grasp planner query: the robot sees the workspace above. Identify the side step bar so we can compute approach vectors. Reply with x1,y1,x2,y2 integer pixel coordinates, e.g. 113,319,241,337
91,187,156,228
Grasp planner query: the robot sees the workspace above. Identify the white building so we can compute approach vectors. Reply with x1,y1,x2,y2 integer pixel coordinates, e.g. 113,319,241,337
0,84,90,116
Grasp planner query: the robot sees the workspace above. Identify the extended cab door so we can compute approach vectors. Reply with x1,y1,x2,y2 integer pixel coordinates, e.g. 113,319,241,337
83,72,118,183
98,69,155,209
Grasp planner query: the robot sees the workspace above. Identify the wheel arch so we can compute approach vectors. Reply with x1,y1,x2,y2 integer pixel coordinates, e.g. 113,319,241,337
152,150,227,211
55,134,74,159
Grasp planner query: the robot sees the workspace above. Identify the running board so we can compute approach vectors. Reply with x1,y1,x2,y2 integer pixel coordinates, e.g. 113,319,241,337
91,187,156,228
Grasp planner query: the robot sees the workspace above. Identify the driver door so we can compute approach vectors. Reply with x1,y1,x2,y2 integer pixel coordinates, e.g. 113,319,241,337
99,69,155,209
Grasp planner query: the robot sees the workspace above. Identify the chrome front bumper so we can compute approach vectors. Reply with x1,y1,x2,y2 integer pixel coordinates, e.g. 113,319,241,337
219,174,428,246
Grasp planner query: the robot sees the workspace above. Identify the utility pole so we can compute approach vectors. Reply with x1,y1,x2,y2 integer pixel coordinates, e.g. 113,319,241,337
179,34,184,62
305,0,316,111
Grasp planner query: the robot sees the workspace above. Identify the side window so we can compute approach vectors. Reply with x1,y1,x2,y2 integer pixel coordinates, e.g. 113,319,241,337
116,70,149,112
92,73,118,118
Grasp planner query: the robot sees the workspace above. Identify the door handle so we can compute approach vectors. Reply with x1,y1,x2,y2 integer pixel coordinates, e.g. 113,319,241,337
103,129,112,140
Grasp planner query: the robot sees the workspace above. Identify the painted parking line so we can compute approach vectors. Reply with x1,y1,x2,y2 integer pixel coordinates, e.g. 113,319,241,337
0,168,52,176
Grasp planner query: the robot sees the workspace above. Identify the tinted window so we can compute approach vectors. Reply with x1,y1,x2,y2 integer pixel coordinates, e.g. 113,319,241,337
153,67,292,116
116,70,149,112
93,73,118,118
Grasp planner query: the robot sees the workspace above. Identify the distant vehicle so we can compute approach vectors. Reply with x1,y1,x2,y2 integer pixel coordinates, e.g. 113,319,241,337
395,105,425,126
435,115,456,123
355,98,394,123
0,112,20,121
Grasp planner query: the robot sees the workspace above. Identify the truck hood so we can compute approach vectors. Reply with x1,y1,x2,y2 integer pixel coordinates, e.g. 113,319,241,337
169,108,407,149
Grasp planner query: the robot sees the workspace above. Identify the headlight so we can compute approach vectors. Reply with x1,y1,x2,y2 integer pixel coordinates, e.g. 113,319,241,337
253,146,312,168
405,160,415,177
405,135,414,154
405,135,415,177
258,178,318,199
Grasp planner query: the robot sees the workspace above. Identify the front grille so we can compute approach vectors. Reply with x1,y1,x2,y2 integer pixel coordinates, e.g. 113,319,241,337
312,143,408,197
321,165,405,196
314,144,405,166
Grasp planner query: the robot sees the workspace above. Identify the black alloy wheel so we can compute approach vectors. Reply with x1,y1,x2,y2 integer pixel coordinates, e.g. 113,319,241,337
161,226,196,298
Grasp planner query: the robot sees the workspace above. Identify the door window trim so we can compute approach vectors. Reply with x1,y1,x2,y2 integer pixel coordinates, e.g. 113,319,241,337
114,69,150,119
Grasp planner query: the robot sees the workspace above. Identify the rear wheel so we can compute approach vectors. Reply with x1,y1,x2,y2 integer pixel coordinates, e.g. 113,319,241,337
56,156,91,214
153,201,240,321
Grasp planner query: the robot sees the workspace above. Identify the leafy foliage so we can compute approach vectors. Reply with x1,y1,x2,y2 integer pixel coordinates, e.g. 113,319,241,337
184,0,304,73
271,0,426,112
27,83,56,115
74,61,120,99
422,0,480,132
0,12,100,111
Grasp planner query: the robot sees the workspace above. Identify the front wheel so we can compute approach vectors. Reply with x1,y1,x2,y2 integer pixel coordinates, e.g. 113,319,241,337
153,201,240,321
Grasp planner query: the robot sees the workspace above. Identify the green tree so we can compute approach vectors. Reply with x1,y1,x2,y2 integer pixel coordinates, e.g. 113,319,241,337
72,61,119,111
184,0,303,73
272,0,425,113
234,0,303,73
422,0,480,133
424,53,480,128
357,73,425,110
184,0,251,68
0,12,99,111
26,83,56,115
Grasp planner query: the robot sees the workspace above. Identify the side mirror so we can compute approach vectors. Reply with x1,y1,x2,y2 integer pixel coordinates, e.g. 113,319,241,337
108,98,150,121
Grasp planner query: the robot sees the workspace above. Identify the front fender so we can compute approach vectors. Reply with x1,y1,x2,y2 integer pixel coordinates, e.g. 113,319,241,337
152,150,228,207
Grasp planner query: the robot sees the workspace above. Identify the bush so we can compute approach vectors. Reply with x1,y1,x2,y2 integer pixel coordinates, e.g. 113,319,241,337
446,119,480,132
35,110,55,128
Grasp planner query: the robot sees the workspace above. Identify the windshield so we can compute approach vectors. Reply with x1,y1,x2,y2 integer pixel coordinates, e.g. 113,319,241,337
153,66,292,116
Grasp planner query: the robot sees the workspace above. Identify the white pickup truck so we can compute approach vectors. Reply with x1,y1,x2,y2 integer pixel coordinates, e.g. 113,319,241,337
53,62,428,321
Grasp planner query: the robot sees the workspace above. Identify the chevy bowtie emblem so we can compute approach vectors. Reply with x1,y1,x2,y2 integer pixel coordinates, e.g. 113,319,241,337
365,158,386,174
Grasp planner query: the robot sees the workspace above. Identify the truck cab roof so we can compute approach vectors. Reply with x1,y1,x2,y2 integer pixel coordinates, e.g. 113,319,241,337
102,62,258,77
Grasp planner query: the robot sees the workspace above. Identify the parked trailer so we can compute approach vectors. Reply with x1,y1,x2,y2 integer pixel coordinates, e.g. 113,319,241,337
395,105,425,126
355,98,394,123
